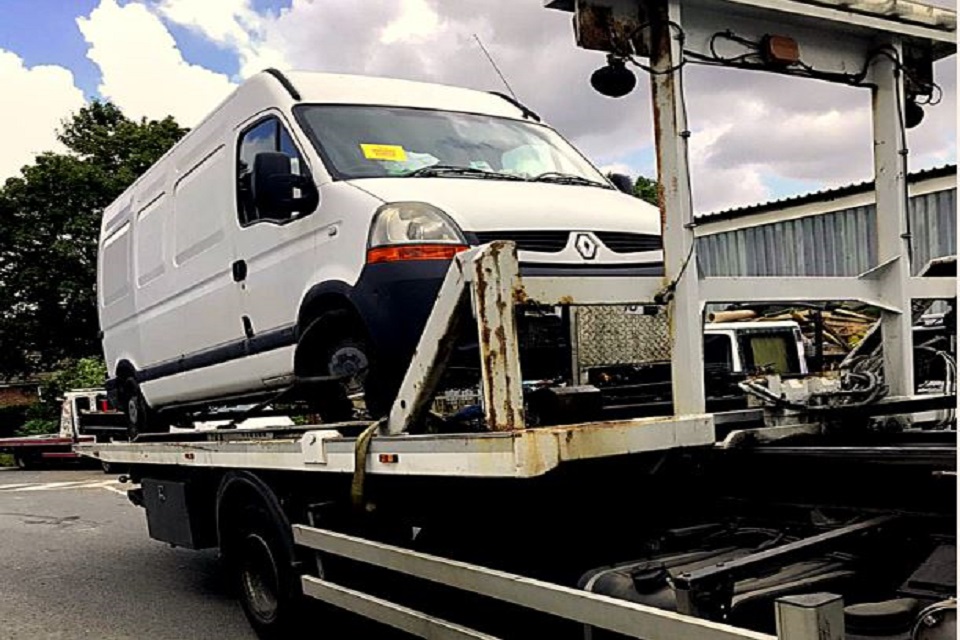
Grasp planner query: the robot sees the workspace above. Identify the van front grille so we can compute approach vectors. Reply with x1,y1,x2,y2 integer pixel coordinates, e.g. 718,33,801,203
472,231,570,253
471,231,662,254
594,232,662,253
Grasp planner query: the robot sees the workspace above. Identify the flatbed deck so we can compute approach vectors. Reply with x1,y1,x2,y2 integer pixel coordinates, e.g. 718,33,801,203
77,413,715,478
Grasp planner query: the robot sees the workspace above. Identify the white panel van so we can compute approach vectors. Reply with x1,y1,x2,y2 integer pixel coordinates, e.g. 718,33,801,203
97,70,663,435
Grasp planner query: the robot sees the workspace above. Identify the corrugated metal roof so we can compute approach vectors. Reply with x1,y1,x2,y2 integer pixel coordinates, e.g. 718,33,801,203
698,183,956,277
697,164,957,223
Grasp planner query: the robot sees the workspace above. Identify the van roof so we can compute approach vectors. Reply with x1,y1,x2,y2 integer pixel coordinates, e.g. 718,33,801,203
282,71,529,120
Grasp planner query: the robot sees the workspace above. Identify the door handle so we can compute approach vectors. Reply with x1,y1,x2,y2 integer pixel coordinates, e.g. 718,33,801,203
232,259,247,282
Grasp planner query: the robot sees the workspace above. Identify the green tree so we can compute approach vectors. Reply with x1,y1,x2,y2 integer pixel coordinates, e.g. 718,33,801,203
634,175,659,206
0,102,186,377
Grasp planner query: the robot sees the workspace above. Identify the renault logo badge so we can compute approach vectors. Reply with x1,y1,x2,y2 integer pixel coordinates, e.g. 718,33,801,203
574,233,598,260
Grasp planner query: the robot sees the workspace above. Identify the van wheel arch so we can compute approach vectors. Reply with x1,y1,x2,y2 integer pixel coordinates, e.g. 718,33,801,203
114,360,136,384
295,282,358,336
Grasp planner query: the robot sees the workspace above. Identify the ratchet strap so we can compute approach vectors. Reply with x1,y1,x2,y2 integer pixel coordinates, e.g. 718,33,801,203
351,419,384,512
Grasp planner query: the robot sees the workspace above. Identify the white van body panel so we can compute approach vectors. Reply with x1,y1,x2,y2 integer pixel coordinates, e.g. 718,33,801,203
353,178,663,265
98,70,663,412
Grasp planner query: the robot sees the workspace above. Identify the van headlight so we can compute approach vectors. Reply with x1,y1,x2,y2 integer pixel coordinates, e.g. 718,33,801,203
367,202,467,264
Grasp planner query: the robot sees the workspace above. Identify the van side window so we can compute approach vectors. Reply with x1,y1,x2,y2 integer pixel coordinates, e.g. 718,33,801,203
236,117,304,224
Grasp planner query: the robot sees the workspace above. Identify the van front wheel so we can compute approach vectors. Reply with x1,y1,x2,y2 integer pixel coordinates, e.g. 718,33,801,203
299,311,392,421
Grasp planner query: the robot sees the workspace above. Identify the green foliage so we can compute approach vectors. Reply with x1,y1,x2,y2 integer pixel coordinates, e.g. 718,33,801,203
9,358,106,436
16,395,60,434
16,418,58,437
0,103,187,377
45,357,107,398
633,175,659,206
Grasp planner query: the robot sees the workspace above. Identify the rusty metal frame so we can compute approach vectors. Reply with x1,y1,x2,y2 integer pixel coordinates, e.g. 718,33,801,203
385,241,669,435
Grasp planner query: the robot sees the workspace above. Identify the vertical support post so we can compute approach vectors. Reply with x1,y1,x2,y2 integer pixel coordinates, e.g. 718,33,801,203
775,593,844,640
871,37,914,396
472,242,525,431
648,0,705,414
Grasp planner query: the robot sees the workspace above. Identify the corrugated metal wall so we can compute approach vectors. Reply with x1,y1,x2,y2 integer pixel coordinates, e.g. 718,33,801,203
698,187,956,277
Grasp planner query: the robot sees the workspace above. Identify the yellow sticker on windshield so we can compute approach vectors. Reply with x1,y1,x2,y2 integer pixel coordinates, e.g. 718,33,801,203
360,144,408,162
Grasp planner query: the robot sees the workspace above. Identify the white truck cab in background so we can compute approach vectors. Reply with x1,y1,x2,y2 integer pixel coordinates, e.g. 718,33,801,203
704,321,809,376
97,70,663,435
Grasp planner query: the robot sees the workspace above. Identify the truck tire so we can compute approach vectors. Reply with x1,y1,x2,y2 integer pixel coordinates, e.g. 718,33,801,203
14,453,36,470
217,473,306,640
234,503,303,639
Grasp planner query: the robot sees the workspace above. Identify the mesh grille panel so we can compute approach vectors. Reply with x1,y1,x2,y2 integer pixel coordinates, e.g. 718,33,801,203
574,306,671,371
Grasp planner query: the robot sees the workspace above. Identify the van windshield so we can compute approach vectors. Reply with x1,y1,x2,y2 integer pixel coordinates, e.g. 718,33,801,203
295,105,609,186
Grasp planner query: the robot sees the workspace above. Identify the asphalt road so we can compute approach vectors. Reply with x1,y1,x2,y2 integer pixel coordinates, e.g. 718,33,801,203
0,466,257,640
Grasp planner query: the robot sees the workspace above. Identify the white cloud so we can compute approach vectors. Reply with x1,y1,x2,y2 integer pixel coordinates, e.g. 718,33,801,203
154,0,288,78
77,0,236,127
0,50,85,180
381,0,442,44
689,124,770,212
599,162,633,176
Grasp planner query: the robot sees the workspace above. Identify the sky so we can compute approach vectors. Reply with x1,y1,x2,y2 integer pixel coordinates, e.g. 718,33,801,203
0,0,955,214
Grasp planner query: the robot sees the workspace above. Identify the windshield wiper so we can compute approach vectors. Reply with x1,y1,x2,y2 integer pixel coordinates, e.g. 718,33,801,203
530,172,610,189
404,164,526,181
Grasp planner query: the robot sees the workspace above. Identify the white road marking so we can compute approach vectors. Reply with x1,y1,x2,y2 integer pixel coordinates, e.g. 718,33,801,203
16,481,90,491
0,479,126,493
100,483,129,496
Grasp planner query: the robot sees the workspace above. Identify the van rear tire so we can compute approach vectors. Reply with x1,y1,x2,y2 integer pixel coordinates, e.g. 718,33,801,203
121,378,166,440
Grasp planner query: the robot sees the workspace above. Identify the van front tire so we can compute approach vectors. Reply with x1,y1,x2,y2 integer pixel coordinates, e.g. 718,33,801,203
299,310,393,422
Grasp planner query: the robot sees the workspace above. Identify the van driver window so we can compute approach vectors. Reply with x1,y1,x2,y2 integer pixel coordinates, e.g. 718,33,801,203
237,118,304,224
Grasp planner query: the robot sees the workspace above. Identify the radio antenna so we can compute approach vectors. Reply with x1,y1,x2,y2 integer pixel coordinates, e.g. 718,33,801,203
473,34,518,101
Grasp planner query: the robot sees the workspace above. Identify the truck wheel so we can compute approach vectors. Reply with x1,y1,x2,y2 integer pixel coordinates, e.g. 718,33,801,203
14,453,35,470
299,310,392,421
231,504,304,639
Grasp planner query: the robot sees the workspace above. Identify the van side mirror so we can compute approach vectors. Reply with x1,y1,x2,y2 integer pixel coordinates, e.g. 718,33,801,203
608,173,634,195
252,151,319,220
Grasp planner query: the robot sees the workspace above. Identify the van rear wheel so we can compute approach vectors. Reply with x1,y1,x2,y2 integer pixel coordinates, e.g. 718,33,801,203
121,378,165,440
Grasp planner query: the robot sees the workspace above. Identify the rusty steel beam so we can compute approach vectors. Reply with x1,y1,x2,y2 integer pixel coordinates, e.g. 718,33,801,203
472,241,526,431
648,0,706,415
